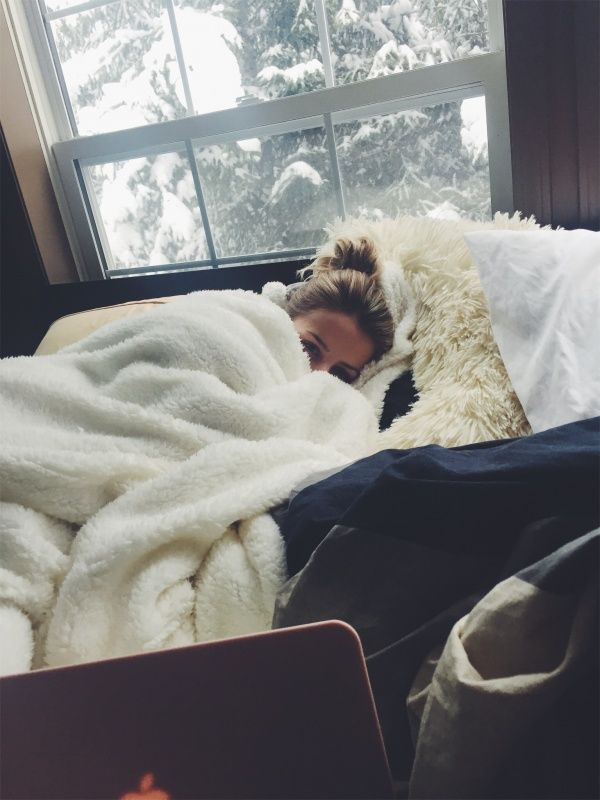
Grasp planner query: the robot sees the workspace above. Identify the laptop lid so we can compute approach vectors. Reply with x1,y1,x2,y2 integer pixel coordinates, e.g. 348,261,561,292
1,621,393,799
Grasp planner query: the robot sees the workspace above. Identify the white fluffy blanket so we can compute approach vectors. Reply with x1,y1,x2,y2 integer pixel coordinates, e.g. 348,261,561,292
0,290,378,674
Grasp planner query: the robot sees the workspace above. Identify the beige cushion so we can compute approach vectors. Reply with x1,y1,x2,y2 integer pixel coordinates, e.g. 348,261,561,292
35,297,178,355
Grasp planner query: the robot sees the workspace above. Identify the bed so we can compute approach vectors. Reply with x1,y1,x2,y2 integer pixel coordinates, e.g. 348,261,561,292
1,215,598,798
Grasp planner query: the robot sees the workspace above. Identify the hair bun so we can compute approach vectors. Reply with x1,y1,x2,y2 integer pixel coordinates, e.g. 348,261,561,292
312,236,381,277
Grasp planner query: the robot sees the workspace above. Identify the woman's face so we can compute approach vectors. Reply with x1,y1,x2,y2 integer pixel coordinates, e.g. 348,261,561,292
292,309,375,383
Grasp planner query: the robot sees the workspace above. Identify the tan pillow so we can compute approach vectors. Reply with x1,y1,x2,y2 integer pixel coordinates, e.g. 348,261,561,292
35,297,178,355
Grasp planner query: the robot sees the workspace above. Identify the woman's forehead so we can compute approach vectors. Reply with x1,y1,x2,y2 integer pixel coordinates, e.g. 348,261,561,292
294,309,375,369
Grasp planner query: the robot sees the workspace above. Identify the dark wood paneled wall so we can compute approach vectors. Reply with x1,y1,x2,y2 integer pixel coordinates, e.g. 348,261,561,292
505,0,600,230
1,126,49,357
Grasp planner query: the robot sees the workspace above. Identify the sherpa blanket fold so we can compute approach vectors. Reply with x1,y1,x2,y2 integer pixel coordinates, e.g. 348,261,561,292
0,289,378,674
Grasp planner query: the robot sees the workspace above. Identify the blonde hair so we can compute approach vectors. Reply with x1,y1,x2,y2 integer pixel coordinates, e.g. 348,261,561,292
287,237,395,359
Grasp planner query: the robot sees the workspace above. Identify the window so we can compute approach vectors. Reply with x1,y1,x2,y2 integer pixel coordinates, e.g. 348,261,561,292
14,0,512,279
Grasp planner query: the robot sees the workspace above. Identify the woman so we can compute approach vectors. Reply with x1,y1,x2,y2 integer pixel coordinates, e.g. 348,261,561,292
284,237,396,384
0,234,410,674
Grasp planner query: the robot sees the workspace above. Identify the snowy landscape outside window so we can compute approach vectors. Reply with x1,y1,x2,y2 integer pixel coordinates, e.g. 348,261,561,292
20,0,512,278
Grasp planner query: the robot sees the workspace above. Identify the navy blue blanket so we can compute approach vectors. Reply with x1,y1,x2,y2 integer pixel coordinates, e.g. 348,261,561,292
273,418,599,796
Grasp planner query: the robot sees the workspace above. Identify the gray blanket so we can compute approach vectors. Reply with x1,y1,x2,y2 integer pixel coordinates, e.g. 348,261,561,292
273,418,600,798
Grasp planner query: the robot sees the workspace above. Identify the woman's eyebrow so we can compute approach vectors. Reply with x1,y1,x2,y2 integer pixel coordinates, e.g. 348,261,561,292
308,331,329,352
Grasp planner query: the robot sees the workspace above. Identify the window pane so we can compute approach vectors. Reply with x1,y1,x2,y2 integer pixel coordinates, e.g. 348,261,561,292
85,151,209,269
51,1,186,134
327,0,489,86
172,0,325,108
335,96,491,221
48,1,326,135
193,126,336,256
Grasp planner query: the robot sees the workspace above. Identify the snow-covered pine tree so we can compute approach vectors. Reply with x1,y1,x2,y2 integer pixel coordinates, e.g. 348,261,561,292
192,0,333,255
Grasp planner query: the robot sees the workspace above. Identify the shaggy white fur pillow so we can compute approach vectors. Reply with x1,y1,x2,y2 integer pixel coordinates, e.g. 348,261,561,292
316,213,540,450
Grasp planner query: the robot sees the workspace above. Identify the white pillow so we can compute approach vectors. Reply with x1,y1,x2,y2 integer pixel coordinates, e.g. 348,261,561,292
465,228,600,433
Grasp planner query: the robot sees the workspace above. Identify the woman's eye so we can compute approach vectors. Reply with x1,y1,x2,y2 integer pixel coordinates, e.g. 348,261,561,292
330,367,352,384
301,340,319,361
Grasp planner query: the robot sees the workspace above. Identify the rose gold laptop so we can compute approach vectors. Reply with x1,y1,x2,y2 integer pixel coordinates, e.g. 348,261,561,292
1,621,393,799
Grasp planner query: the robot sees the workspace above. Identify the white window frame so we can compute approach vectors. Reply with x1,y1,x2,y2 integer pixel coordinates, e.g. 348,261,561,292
7,0,513,281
